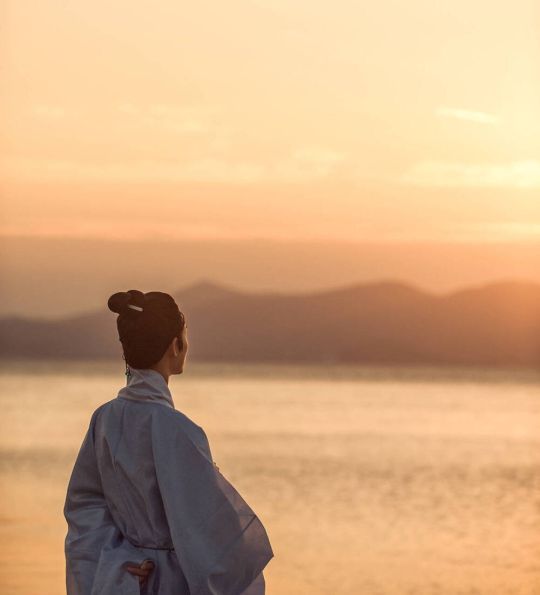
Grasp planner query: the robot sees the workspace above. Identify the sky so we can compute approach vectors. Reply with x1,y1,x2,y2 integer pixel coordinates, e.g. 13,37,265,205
0,0,539,316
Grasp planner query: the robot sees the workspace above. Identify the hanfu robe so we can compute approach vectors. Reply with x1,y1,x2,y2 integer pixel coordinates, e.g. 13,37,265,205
63,367,273,595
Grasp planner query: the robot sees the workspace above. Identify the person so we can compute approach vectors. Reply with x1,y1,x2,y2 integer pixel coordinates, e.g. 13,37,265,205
63,289,273,595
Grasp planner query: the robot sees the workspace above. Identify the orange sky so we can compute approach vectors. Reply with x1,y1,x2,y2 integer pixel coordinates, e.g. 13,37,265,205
1,0,539,245
1,0,540,241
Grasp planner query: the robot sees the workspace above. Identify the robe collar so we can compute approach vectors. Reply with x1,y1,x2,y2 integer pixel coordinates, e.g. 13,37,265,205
117,367,175,409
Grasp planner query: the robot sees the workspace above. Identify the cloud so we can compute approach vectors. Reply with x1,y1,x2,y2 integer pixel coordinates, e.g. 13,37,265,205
0,157,264,184
401,160,540,188
0,146,347,184
146,104,214,133
0,220,246,242
117,102,234,151
31,105,66,119
460,222,540,242
117,103,223,135
436,106,499,125
284,146,346,177
292,146,345,164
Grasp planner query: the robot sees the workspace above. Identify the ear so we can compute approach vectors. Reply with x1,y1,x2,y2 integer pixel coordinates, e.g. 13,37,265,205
172,335,183,356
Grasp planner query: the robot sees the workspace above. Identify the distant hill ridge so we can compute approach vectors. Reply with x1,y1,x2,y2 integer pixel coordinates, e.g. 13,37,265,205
1,279,538,367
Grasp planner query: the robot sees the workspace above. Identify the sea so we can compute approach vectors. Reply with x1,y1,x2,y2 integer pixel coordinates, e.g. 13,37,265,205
1,359,539,595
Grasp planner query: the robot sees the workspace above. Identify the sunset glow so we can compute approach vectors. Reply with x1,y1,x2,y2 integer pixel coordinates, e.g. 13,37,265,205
1,6,540,595
1,0,539,246
0,0,538,320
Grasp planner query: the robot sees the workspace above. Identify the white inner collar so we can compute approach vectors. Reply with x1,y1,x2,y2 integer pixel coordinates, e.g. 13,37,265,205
117,367,175,409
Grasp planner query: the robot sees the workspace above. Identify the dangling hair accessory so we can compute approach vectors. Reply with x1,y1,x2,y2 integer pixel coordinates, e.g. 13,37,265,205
122,353,132,378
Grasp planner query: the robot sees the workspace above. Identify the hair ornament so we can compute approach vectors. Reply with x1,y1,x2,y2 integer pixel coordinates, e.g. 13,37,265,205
128,304,144,311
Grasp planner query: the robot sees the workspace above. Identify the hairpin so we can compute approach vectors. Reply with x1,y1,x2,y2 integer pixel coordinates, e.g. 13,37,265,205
128,304,143,311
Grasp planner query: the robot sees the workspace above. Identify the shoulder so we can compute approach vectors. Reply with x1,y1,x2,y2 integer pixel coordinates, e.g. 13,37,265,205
151,405,210,453
88,400,112,426
153,406,206,436
83,401,117,442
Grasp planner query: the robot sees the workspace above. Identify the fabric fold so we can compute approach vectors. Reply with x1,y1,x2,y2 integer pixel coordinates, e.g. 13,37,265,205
150,408,274,595
64,406,150,595
64,368,273,595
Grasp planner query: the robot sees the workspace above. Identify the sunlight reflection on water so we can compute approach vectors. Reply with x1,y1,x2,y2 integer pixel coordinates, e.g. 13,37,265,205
1,359,539,595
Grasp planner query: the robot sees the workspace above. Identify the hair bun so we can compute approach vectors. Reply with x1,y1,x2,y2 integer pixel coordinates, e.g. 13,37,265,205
107,292,131,314
108,289,146,314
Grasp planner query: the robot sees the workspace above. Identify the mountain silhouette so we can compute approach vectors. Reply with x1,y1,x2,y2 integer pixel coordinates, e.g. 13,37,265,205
0,279,538,367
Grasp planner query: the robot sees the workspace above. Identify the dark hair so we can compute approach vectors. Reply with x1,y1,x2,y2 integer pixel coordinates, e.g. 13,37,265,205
107,289,186,369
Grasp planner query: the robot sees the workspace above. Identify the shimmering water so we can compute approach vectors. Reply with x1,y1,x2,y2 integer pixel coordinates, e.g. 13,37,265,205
1,359,539,595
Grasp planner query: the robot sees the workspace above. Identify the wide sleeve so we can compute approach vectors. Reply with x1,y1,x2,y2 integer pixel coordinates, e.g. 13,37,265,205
63,406,128,595
151,410,274,595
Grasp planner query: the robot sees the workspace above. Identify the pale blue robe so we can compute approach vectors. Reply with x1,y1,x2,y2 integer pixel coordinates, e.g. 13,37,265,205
63,367,273,595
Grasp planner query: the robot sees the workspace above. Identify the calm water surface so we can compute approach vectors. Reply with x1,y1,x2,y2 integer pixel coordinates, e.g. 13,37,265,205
1,359,539,595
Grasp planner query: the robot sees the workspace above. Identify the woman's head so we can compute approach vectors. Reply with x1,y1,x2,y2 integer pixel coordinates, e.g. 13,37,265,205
107,289,188,375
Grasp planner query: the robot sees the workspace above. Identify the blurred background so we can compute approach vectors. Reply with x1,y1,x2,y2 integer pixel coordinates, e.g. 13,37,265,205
1,1,539,594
